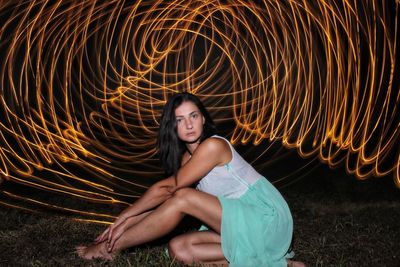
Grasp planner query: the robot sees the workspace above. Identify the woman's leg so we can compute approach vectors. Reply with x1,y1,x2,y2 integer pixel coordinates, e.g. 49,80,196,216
78,188,222,260
287,260,307,267
168,230,228,266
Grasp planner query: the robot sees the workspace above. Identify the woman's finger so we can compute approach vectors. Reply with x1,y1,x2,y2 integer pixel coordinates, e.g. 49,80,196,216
108,232,119,252
107,226,114,244
94,234,105,243
95,227,109,243
95,231,105,242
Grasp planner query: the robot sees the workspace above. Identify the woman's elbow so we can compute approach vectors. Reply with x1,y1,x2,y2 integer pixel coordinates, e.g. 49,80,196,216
151,183,174,200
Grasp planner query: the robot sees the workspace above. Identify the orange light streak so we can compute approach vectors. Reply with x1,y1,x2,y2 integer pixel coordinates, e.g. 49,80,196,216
0,0,398,222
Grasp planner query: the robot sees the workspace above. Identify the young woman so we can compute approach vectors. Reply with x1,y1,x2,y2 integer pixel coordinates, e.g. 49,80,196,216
76,92,305,267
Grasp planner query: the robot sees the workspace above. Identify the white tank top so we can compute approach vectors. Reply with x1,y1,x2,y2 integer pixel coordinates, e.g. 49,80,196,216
196,135,263,198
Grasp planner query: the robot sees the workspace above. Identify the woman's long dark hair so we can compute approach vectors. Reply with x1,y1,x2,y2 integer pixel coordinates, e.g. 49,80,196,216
157,92,217,176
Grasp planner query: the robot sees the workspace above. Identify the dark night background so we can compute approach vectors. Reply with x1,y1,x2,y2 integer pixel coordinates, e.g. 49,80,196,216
0,1,399,266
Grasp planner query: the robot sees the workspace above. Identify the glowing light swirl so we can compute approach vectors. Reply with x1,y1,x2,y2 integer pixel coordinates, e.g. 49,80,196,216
0,0,399,222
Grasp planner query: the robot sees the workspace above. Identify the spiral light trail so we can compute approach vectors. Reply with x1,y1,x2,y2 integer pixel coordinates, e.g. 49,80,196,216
0,0,399,223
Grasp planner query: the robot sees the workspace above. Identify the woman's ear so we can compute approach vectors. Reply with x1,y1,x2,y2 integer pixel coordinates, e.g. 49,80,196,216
202,115,205,125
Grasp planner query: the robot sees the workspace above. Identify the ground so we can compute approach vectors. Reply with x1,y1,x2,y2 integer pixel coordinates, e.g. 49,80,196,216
0,168,399,266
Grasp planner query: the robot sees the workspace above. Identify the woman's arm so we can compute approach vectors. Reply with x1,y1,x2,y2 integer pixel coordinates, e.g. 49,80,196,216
118,176,176,220
95,210,153,244
119,138,230,218
96,176,176,243
170,137,232,192
98,138,230,244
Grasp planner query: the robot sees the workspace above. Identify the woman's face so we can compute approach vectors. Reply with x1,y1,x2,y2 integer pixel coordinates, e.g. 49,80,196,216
175,101,205,143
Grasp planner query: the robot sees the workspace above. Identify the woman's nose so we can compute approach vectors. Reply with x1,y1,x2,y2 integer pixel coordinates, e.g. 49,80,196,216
185,119,193,129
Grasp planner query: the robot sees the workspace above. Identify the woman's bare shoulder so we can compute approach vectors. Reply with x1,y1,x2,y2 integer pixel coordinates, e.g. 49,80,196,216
196,137,232,165
200,136,229,149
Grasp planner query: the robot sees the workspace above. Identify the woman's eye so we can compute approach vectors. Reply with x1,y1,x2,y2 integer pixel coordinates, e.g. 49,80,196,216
176,119,182,124
192,114,198,119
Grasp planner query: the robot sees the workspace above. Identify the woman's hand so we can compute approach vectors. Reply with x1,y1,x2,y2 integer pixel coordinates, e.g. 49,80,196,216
105,219,127,252
94,215,127,244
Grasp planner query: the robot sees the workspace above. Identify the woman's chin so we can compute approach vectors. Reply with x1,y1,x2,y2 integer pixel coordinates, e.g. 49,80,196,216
182,135,201,144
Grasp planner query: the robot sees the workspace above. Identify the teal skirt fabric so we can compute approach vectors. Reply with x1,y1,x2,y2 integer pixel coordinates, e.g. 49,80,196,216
218,178,293,267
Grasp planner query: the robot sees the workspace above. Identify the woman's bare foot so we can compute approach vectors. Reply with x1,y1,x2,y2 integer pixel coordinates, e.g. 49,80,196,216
287,259,306,267
76,241,114,260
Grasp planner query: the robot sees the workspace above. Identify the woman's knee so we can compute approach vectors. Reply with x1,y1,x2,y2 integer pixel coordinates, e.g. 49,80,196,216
168,188,196,208
168,236,195,264
173,187,196,199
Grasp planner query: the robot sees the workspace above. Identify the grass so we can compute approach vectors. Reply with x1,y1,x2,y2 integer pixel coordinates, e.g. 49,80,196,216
0,170,399,266
0,208,184,266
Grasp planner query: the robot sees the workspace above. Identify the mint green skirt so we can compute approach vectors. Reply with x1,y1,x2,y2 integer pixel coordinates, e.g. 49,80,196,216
218,178,293,267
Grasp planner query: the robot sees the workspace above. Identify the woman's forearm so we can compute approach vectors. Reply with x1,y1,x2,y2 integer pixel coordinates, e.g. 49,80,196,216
122,210,153,230
119,180,175,219
94,188,168,246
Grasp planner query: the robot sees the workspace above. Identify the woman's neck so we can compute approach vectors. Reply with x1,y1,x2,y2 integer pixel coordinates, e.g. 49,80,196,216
186,142,200,155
